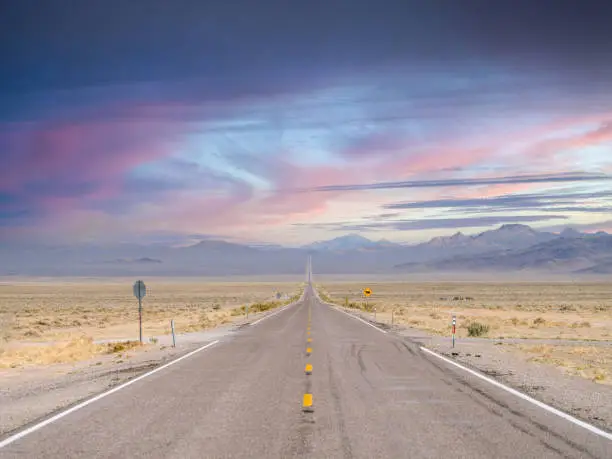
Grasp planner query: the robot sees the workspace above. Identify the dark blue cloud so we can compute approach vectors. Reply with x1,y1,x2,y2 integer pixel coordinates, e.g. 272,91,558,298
0,192,36,227
2,0,612,96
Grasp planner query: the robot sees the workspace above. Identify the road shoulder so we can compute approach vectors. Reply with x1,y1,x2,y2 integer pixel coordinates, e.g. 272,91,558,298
329,304,612,433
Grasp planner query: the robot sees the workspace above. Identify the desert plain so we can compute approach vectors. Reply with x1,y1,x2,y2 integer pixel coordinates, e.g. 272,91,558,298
0,277,304,368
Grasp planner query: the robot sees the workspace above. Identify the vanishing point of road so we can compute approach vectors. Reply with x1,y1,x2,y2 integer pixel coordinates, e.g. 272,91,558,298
1,285,610,457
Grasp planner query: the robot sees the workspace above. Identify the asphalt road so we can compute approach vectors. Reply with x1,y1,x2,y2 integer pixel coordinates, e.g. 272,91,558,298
1,285,610,458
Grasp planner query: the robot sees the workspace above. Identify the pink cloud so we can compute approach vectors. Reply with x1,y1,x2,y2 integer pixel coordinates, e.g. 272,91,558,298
346,113,612,183
0,118,180,192
0,102,197,229
526,121,612,161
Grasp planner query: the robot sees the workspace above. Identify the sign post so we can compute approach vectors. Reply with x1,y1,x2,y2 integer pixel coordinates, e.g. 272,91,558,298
452,314,456,348
133,280,146,344
363,287,372,311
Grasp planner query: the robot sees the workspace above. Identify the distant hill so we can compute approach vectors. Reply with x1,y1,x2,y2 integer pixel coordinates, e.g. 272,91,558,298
576,258,612,274
105,257,163,264
396,232,612,274
0,225,609,276
303,234,400,252
417,224,558,252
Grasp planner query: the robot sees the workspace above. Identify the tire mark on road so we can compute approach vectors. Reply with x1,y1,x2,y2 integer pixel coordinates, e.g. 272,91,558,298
356,346,374,389
328,355,354,459
422,349,597,459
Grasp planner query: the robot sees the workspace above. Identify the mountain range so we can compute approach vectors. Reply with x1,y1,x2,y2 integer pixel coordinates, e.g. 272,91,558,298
1,224,611,276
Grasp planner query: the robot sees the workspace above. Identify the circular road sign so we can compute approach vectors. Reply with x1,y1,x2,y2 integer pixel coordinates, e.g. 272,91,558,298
133,280,146,300
363,288,372,297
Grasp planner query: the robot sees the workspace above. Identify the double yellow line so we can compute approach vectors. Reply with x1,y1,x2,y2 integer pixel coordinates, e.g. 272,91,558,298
303,302,314,412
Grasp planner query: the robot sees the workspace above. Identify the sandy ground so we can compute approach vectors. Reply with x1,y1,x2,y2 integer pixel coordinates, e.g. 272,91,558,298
317,281,612,340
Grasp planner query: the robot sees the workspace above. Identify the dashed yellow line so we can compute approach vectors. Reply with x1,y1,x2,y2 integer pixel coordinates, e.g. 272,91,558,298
303,304,314,413
303,393,313,411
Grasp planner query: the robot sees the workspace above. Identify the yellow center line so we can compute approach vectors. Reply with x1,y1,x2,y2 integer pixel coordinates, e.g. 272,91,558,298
305,363,313,374
306,347,312,355
303,393,313,411
307,337,312,342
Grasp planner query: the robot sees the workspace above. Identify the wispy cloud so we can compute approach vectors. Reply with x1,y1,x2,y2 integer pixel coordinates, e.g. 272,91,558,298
295,215,568,232
304,172,612,193
384,190,612,213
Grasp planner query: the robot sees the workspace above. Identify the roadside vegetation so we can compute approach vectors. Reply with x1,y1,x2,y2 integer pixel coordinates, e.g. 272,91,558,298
0,281,304,369
0,338,143,368
317,282,612,340
519,344,610,385
317,286,375,311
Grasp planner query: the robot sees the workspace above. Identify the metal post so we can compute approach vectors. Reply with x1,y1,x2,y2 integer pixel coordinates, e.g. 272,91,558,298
138,296,143,344
171,319,176,347
452,315,456,348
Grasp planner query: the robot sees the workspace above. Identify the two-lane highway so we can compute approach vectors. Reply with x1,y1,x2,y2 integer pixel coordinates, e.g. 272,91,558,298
1,285,610,458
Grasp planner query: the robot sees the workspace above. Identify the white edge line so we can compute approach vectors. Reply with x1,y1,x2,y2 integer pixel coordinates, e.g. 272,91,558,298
327,303,387,334
420,346,612,441
0,339,220,450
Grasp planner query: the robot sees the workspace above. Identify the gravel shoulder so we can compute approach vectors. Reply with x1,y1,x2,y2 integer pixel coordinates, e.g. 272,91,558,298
335,306,612,433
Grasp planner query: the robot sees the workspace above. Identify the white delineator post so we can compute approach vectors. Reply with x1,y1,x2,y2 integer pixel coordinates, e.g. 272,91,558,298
452,315,457,348
171,319,176,347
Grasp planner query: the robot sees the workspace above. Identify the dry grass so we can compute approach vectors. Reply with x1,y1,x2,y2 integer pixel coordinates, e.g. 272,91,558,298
518,344,612,385
317,281,612,340
0,279,303,368
0,337,143,369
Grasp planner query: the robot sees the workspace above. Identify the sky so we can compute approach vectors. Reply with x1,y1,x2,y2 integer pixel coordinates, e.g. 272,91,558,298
1,0,612,247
